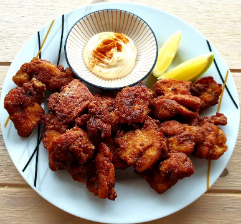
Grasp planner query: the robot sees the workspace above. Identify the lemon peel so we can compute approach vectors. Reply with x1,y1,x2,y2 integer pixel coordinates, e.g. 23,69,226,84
158,52,214,81
153,31,181,77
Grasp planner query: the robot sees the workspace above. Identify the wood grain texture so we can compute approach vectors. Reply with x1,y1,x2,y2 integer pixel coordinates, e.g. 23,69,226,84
0,0,241,68
0,187,241,224
1,0,241,222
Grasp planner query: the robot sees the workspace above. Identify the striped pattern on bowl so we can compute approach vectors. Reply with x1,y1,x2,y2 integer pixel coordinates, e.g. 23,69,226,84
65,9,158,89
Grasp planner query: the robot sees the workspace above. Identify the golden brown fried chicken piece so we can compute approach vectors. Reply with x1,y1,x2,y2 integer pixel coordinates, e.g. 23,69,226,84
75,114,91,127
196,112,227,126
48,126,95,171
9,103,45,137
182,112,227,126
138,152,194,194
193,121,228,160
160,120,185,136
191,76,222,111
68,164,89,184
104,137,129,170
167,94,201,112
153,79,193,96
87,92,118,138
4,78,45,137
150,96,199,121
87,143,117,200
115,84,154,124
115,116,167,172
151,79,201,121
12,57,74,92
160,114,228,159
42,113,69,150
48,79,93,124
68,161,95,184
159,152,194,179
167,126,203,154
87,118,112,139
138,163,177,194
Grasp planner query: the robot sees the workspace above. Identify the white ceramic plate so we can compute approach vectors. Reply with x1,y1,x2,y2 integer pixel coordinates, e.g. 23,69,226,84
0,2,239,223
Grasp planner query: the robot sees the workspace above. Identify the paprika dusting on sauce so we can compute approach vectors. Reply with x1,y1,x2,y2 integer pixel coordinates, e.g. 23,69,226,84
83,32,137,79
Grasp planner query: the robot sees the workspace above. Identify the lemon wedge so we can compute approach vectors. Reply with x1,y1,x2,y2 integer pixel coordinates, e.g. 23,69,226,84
158,52,214,81
153,31,181,77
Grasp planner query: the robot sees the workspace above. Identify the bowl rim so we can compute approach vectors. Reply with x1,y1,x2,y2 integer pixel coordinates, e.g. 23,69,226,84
64,8,158,90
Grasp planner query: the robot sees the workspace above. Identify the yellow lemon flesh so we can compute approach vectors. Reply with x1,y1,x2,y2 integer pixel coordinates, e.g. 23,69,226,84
158,52,214,81
153,31,181,77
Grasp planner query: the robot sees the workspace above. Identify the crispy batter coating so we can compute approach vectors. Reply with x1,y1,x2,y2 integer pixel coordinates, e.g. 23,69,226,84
188,112,227,126
48,126,95,171
4,78,45,114
48,79,93,124
167,94,201,112
200,112,227,126
87,92,118,138
153,79,192,96
150,96,199,121
160,120,185,136
193,122,228,160
161,116,228,159
115,117,167,172
138,152,194,194
75,114,91,127
87,118,112,139
10,103,45,137
42,113,69,151
191,76,222,111
12,57,74,92
68,162,95,184
4,78,45,137
88,93,118,124
87,143,117,200
138,164,178,194
115,85,154,124
152,79,201,121
6,60,229,198
104,137,129,170
167,126,203,154
159,153,194,179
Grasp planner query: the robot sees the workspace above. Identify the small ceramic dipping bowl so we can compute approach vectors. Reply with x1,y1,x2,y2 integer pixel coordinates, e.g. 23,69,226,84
65,9,158,89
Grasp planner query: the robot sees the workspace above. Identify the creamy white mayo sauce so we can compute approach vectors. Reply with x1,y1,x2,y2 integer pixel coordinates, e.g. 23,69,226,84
83,32,137,79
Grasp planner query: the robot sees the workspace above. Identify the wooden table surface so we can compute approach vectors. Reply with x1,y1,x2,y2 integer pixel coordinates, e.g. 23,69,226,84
1,0,241,223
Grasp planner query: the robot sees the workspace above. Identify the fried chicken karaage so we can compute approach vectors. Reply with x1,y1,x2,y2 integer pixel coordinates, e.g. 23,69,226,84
191,76,222,111
87,92,118,138
115,84,154,124
48,126,95,171
150,96,199,121
12,57,74,92
87,143,117,200
48,79,93,124
4,78,45,137
104,136,129,170
192,119,228,160
153,79,193,96
116,116,167,172
159,152,194,179
160,113,228,159
42,113,69,151
152,79,201,120
4,56,229,201
68,161,95,184
138,152,194,194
